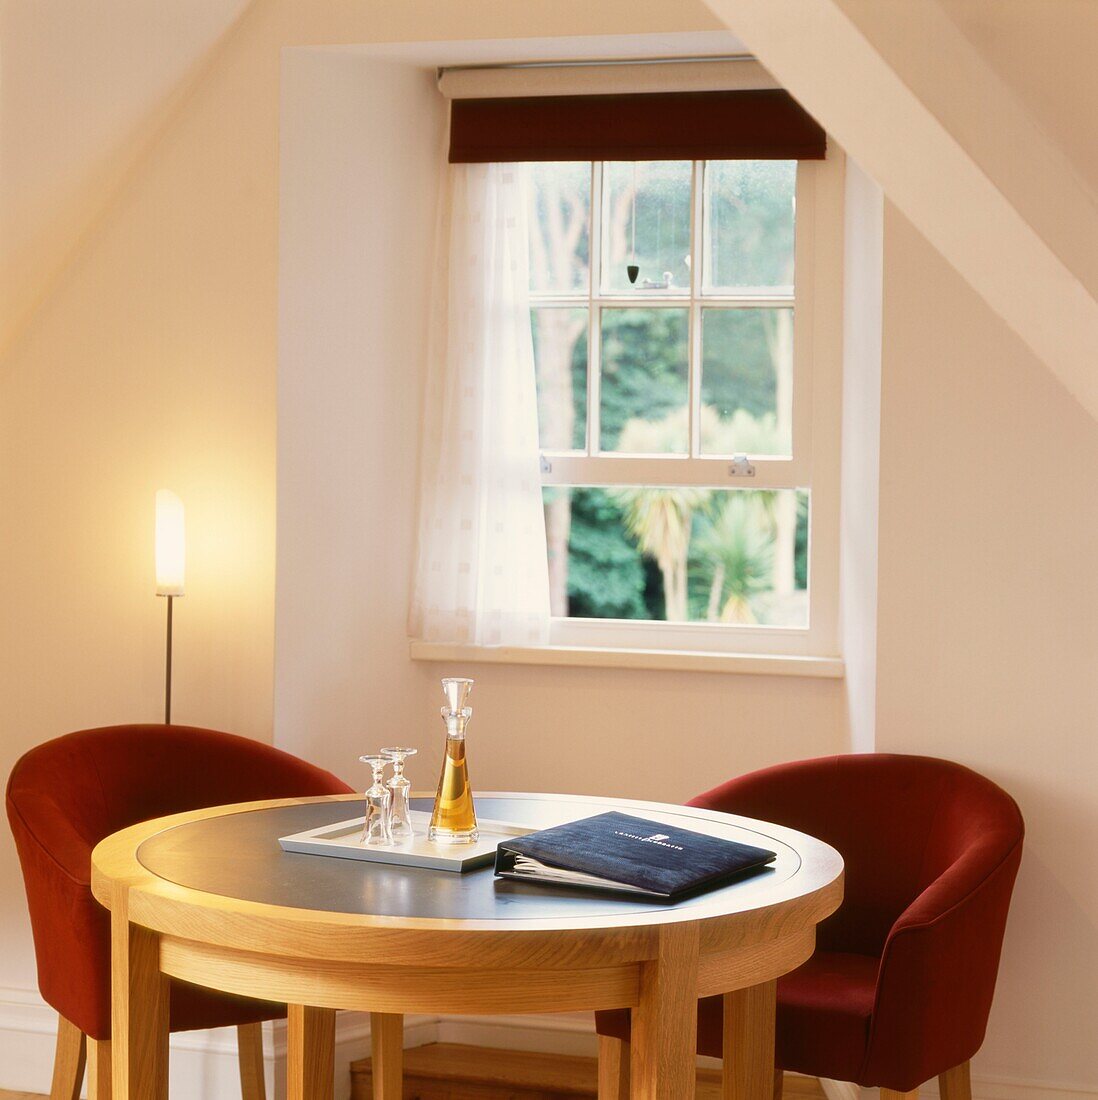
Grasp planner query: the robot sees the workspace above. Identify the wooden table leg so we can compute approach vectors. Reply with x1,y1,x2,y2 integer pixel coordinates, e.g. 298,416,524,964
370,1013,403,1099
111,890,168,1100
287,1005,335,1100
722,980,777,1100
598,1034,630,1100
631,923,700,1099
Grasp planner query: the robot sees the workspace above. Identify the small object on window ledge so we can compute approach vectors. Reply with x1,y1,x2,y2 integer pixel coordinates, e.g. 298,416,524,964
641,271,674,290
627,263,639,284
729,454,756,477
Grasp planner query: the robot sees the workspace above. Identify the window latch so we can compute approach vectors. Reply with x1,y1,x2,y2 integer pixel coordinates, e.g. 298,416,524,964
728,454,756,478
540,455,553,474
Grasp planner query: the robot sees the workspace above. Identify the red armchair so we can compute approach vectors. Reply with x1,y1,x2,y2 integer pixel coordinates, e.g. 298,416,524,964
6,723,353,1100
595,754,1023,1100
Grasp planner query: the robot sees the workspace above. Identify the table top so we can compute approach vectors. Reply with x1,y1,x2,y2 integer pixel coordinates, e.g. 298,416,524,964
95,794,843,1056
93,792,843,942
136,795,805,922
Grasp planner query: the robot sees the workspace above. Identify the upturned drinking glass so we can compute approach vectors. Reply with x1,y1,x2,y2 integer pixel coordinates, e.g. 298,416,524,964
359,755,392,845
380,746,417,842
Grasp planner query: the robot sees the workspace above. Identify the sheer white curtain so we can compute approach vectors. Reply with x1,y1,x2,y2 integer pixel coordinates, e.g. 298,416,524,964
409,162,551,646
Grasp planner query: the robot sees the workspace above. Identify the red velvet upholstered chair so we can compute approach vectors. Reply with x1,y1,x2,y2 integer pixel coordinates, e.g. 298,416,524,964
6,724,353,1100
595,754,1023,1100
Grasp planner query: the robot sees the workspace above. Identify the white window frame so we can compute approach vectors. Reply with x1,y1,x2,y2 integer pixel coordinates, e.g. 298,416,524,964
533,149,845,659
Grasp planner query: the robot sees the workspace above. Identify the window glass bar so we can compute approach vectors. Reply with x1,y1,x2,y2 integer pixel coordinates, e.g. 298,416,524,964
586,161,603,456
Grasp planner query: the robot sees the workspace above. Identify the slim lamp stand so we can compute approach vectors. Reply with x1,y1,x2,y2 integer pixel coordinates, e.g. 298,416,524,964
154,488,184,726
163,594,174,724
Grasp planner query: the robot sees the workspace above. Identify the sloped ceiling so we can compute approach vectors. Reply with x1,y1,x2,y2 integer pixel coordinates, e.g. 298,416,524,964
703,0,1098,421
0,0,253,354
942,0,1098,194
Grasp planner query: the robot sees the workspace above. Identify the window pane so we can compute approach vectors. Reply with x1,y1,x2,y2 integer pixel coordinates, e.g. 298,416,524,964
527,162,590,294
544,487,808,626
601,161,692,295
531,307,588,451
700,308,793,456
703,161,796,293
599,308,689,453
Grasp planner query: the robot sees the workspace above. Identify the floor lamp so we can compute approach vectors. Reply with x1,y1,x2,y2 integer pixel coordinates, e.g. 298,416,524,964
155,490,185,724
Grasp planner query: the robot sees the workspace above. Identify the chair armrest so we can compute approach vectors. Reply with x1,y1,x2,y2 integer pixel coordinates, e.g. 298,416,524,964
860,838,1023,1090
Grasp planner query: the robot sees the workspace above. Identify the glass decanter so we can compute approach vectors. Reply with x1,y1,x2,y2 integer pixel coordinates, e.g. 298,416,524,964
428,677,479,844
359,755,392,846
380,746,417,842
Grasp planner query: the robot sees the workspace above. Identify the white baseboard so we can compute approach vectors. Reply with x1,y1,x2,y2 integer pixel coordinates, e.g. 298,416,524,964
2,986,1095,1100
919,1077,1098,1100
0,986,263,1098
820,1080,863,1100
0,986,437,1100
819,1077,1098,1100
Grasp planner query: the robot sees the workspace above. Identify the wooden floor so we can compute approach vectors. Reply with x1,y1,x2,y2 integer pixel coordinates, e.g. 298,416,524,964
351,1043,828,1100
1,1059,828,1100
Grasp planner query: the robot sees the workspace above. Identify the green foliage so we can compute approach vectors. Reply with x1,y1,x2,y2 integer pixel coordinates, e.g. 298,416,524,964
689,494,775,623
795,492,809,589
599,309,688,451
565,407,809,625
706,160,796,289
701,309,787,426
530,159,808,625
564,490,649,619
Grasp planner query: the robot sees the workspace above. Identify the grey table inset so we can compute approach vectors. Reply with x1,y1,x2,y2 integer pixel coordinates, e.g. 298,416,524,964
92,792,844,1100
136,795,804,921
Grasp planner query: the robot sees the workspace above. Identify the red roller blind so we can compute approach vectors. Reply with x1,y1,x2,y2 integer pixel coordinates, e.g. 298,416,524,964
449,89,826,164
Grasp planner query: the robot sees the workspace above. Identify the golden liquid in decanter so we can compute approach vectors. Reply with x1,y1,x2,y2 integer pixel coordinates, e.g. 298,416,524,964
428,736,479,842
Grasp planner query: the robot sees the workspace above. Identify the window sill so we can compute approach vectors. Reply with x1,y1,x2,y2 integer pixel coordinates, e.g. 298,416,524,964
408,640,844,678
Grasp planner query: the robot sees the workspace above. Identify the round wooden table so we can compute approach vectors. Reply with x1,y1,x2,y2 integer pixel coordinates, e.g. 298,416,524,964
91,792,843,1100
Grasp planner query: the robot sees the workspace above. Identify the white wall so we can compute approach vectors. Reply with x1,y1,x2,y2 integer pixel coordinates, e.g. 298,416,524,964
4,1,1097,1096
275,40,1098,1100
0,0,252,353
275,48,848,810
0,0,285,994
839,160,883,755
0,3,729,1091
275,50,445,785
876,205,1098,1093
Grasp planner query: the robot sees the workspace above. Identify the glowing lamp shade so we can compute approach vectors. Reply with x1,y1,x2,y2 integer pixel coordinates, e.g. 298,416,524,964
155,490,185,597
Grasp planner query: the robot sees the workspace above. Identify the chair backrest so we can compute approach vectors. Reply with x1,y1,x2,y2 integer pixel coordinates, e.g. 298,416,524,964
6,723,353,1037
689,753,1024,957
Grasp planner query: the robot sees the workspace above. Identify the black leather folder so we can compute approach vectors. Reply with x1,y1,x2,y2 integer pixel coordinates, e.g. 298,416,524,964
495,811,776,900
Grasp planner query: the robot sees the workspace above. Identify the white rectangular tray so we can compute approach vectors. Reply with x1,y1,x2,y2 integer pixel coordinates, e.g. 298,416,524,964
278,810,531,872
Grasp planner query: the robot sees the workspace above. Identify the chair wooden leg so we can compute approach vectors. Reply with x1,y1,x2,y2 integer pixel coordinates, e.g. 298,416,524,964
370,1013,403,1100
939,1062,972,1100
597,1034,630,1100
773,1069,784,1100
49,1016,86,1100
87,1040,112,1100
287,1005,335,1100
881,1091,919,1100
238,1023,267,1100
